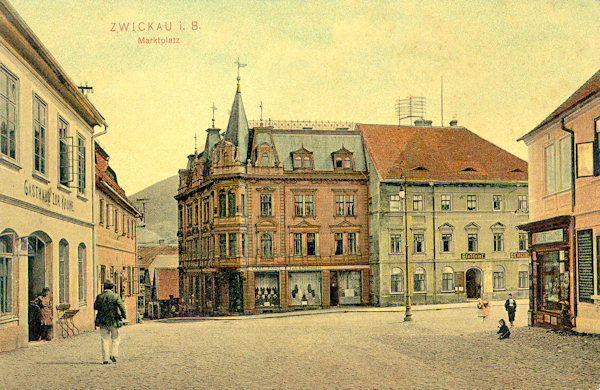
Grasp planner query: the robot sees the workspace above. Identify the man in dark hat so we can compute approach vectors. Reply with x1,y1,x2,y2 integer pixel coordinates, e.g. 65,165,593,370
94,280,126,364
504,293,517,327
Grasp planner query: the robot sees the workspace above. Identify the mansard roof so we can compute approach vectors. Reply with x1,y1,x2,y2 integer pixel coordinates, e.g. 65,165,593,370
222,87,250,162
270,130,367,172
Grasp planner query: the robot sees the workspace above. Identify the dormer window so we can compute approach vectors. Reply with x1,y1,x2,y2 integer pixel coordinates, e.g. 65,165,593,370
261,153,269,167
461,167,477,172
291,148,314,170
332,147,354,171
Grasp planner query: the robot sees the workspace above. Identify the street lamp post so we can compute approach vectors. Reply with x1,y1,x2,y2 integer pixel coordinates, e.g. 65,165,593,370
400,177,413,321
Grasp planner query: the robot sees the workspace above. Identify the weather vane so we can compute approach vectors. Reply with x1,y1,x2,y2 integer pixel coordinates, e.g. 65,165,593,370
210,102,217,128
260,101,263,125
235,57,247,90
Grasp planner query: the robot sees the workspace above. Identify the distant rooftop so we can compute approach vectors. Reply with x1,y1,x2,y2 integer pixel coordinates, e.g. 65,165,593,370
248,120,355,131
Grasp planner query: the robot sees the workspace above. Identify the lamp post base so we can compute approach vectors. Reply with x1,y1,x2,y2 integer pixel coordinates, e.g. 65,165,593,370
404,296,413,321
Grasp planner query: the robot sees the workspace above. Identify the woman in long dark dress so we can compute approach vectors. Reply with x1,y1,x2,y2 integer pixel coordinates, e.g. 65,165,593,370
36,287,53,341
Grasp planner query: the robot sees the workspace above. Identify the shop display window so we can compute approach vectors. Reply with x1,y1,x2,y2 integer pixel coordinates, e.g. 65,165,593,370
338,271,361,305
255,273,279,308
290,272,321,306
539,251,569,312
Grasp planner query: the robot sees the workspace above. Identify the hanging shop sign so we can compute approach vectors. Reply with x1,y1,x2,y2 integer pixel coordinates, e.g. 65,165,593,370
532,229,565,245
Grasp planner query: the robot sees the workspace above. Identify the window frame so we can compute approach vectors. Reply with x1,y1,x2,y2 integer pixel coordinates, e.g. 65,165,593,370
78,243,86,303
518,270,528,289
390,233,402,254
518,232,529,251
389,194,401,212
466,195,477,211
0,66,18,162
33,94,48,176
442,267,455,292
467,233,478,252
413,194,423,211
413,267,426,292
413,233,425,254
261,232,273,258
390,267,404,293
492,195,503,211
441,233,452,253
260,193,273,217
493,233,504,252
493,267,506,290
58,239,69,304
440,194,451,211
76,133,86,194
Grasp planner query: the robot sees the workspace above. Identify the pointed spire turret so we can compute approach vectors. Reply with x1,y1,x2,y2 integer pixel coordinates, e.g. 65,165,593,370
223,71,250,163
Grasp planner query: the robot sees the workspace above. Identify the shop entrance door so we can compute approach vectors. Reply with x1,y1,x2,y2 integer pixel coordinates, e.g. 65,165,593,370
28,236,46,341
228,272,244,314
465,268,481,299
330,272,339,306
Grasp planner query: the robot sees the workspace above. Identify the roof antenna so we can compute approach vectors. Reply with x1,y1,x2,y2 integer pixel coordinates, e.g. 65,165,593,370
440,76,444,127
194,133,197,156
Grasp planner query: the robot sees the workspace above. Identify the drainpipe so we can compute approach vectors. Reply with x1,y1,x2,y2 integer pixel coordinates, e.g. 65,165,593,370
91,121,108,299
560,118,575,212
560,117,576,325
430,182,436,304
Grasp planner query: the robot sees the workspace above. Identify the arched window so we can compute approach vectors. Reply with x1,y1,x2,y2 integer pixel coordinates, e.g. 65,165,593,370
228,190,236,217
261,233,273,258
493,265,505,290
0,233,14,314
78,244,86,303
414,267,426,292
390,267,403,293
518,264,529,289
261,153,269,167
59,239,69,304
302,156,311,169
442,266,454,291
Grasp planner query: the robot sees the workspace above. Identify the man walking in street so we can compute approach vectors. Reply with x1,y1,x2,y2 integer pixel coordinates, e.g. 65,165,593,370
94,281,126,364
504,293,517,327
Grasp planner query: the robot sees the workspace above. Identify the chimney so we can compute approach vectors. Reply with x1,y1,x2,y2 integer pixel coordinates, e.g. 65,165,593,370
414,119,433,126
449,120,458,126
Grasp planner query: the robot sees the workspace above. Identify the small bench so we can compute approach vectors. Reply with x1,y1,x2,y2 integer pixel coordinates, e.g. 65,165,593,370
56,304,80,337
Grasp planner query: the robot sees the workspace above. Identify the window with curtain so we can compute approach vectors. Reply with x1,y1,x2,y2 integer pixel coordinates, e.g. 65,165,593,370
390,267,403,293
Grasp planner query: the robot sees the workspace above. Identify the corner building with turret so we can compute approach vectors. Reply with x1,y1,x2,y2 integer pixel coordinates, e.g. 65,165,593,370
175,83,370,315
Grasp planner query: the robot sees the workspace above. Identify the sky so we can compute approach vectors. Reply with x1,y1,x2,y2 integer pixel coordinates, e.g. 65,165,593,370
9,0,600,194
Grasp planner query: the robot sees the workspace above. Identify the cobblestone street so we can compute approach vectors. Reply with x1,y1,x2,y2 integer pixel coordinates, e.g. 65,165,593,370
2,301,600,389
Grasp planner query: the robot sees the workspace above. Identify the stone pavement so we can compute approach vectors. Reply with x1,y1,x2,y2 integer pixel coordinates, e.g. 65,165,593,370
1,300,600,389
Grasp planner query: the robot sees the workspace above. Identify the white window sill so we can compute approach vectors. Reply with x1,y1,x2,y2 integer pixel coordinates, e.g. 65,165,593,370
0,314,18,325
390,292,405,295
32,171,50,184
0,156,21,171
57,184,71,194
77,194,88,202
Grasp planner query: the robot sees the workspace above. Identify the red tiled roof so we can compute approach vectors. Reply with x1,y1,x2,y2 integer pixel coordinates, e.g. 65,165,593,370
521,69,600,140
359,124,527,182
155,268,180,300
138,245,178,267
